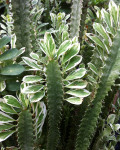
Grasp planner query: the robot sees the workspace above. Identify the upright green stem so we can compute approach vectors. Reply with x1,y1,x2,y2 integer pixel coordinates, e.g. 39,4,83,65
11,0,31,56
79,0,89,43
70,0,83,38
45,0,50,22
46,60,63,150
17,110,34,150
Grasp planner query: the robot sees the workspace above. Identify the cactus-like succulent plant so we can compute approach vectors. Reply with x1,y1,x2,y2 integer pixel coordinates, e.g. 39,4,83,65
75,1,120,150
22,28,90,149
0,86,47,150
11,0,31,56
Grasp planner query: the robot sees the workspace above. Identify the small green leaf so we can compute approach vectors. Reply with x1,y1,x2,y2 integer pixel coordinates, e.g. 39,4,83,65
0,64,25,76
15,47,25,57
86,33,107,52
93,23,112,48
50,13,56,28
79,63,85,68
30,90,45,102
20,82,26,92
65,97,83,105
0,81,6,92
0,112,14,123
66,68,86,80
23,75,43,83
44,32,56,57
0,36,11,48
1,147,4,150
0,102,17,114
22,84,44,94
103,126,112,137
59,24,68,33
0,23,6,30
101,9,111,28
93,23,110,43
57,40,71,58
0,49,19,61
66,89,90,98
109,0,118,27
113,124,120,131
30,52,39,61
107,114,116,124
88,63,99,75
95,6,101,18
34,102,47,137
107,136,116,142
57,12,65,20
6,80,20,92
64,56,82,71
62,31,69,41
4,95,21,108
72,37,78,43
65,80,87,89
87,75,97,83
62,43,80,64
22,57,42,70
34,8,44,21
63,80,70,86
0,123,15,132
19,93,27,108
0,130,15,142
101,9,115,35
40,39,49,56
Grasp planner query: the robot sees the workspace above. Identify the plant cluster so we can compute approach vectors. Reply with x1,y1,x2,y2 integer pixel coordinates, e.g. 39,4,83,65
0,0,120,150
